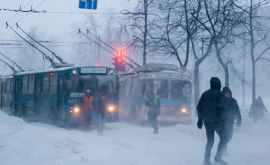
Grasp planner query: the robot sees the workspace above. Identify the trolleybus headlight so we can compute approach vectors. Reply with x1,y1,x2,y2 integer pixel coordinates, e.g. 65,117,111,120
180,107,189,114
107,104,117,113
70,106,81,114
72,69,77,75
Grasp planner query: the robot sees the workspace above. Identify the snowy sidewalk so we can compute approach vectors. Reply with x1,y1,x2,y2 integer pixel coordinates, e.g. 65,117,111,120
0,112,269,165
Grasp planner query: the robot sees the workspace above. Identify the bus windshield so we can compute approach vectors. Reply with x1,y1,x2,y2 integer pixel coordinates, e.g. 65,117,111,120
171,80,192,101
142,79,191,101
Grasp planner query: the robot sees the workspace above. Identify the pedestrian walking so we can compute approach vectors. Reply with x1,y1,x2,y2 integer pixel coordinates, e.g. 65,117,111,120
197,77,227,165
146,89,161,134
220,87,241,156
92,88,106,135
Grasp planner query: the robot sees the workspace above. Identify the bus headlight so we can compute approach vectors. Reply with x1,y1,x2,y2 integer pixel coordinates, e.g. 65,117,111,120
107,104,117,113
180,107,189,114
70,106,81,114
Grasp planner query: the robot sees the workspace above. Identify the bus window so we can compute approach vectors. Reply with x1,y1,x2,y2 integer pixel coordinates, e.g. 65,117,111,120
143,79,154,97
36,76,43,94
22,75,35,95
171,80,183,99
78,77,98,93
28,75,35,94
49,73,57,94
22,76,28,94
158,80,169,98
43,75,49,94
183,82,192,99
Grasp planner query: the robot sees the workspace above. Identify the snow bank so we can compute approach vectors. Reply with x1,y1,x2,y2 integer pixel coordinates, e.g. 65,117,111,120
0,112,269,165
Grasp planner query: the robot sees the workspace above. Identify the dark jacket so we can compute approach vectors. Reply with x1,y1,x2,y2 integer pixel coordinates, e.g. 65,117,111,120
220,96,241,123
146,95,161,117
197,78,223,122
249,98,267,120
93,94,106,117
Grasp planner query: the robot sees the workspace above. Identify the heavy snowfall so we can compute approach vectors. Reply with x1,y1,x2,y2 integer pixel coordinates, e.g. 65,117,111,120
0,111,269,165
0,0,270,165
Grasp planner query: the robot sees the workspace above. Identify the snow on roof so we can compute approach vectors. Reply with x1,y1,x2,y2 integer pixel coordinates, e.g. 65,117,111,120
134,63,180,72
120,63,192,81
15,66,73,76
0,75,13,79
14,66,114,76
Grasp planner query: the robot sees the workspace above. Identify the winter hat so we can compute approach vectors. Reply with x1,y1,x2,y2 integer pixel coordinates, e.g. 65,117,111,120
210,77,221,90
222,87,232,96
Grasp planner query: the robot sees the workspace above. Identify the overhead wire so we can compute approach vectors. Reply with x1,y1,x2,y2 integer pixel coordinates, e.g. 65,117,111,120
0,8,123,16
0,58,17,73
0,51,24,71
15,0,48,22
5,22,57,68
16,23,67,64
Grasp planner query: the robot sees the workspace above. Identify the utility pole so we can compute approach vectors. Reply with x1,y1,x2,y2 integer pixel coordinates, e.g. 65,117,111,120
242,45,246,108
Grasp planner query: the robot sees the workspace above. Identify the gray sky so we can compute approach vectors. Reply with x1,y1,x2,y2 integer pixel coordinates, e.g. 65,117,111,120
0,0,137,40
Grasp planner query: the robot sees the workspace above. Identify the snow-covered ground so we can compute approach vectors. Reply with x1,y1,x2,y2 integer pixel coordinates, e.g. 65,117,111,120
0,111,269,165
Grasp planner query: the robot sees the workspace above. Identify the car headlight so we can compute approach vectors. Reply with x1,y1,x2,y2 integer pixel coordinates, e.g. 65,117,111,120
107,104,117,113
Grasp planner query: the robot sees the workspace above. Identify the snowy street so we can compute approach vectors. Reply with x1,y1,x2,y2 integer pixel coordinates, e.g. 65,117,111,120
0,112,269,165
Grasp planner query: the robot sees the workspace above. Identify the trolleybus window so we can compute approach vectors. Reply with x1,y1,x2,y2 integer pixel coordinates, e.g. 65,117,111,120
28,75,35,94
36,76,43,94
22,76,28,94
22,75,34,95
171,80,183,99
43,75,49,94
159,80,169,98
171,80,192,101
49,73,57,94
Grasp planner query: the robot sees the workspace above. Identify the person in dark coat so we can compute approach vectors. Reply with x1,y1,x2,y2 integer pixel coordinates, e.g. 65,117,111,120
249,96,267,122
219,87,241,158
146,89,161,134
197,77,226,165
83,89,93,125
92,88,106,135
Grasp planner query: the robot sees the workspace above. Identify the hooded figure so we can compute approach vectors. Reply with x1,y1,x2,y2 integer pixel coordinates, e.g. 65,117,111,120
197,77,223,122
146,89,160,134
249,96,268,122
197,77,227,165
92,87,107,135
220,87,241,158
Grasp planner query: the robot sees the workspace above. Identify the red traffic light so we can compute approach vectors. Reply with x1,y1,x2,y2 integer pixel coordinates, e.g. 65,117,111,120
113,48,127,71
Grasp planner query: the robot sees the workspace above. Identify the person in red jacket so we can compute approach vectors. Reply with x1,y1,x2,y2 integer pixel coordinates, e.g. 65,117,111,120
83,89,93,125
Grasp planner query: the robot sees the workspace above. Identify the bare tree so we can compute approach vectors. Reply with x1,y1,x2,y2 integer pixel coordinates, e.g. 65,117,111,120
150,0,202,69
193,0,244,87
191,36,214,104
235,0,270,103
123,0,156,65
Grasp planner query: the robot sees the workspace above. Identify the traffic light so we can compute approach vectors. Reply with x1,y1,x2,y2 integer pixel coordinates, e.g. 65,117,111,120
113,48,126,71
